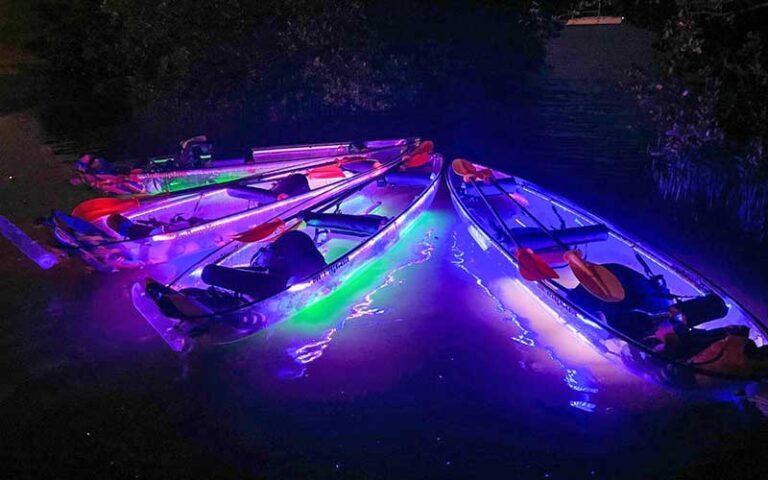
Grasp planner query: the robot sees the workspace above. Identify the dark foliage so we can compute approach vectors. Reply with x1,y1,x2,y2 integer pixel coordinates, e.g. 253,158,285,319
544,0,768,237
3,0,555,153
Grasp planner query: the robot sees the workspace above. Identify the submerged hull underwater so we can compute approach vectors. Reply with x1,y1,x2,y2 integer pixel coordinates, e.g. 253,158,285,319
75,139,413,195
133,148,443,352
51,141,414,271
448,161,768,389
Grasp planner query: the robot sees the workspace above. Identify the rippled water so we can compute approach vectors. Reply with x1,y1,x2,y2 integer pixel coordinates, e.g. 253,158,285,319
2,25,767,479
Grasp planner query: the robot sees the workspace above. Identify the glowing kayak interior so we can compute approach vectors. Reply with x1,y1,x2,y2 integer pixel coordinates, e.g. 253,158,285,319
448,161,768,386
133,152,443,351
77,138,414,195
52,142,413,270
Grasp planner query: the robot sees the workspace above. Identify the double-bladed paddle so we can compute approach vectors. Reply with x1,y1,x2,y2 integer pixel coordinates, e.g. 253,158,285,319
452,159,558,282
234,141,435,243
453,158,625,303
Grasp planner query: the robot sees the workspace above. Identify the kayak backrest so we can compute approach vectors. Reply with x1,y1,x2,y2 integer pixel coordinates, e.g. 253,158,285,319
271,173,310,197
227,186,281,203
512,224,609,252
305,213,387,237
383,170,433,188
341,159,378,174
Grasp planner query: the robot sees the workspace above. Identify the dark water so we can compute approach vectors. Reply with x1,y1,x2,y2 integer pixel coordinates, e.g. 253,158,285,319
2,25,767,479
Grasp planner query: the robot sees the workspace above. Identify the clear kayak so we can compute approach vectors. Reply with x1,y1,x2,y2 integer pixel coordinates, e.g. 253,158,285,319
132,146,442,352
73,138,413,195
448,160,768,389
50,140,416,270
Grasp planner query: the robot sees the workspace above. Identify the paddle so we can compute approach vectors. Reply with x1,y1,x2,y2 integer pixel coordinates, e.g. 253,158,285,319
235,141,433,243
470,161,625,303
71,197,141,222
452,159,558,281
402,140,434,168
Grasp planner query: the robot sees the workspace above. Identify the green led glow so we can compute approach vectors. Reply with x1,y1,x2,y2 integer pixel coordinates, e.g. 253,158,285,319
165,174,247,193
276,210,449,335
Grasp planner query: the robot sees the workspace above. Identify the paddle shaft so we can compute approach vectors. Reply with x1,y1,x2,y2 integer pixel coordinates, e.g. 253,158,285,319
490,179,571,252
469,180,522,250
264,147,414,228
488,176,624,301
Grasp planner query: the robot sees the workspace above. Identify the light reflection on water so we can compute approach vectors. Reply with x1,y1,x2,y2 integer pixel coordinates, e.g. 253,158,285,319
450,226,600,410
275,215,440,379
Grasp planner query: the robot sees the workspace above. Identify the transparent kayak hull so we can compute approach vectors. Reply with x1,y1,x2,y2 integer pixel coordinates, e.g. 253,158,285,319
133,151,443,352
78,138,414,195
448,163,768,389
55,141,413,270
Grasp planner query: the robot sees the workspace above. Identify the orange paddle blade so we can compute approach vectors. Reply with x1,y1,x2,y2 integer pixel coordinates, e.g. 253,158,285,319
403,140,434,168
451,158,478,182
72,197,140,221
515,247,559,281
308,164,346,179
564,250,625,302
233,218,286,243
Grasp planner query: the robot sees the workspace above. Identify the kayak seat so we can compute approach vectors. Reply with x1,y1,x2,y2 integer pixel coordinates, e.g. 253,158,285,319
383,170,433,187
462,177,518,197
227,174,310,203
305,213,387,237
672,293,729,327
227,186,281,203
512,224,609,252
272,173,310,197
341,159,379,174
568,263,674,338
107,214,157,239
202,230,327,297
201,265,288,300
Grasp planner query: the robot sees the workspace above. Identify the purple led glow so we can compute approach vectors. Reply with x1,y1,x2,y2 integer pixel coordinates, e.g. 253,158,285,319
133,153,443,352
447,165,768,388
64,142,414,271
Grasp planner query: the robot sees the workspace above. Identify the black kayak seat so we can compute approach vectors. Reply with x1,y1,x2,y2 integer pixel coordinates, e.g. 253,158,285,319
568,263,674,338
341,159,378,174
107,214,156,239
227,186,280,202
202,230,327,297
512,224,608,252
384,170,433,187
272,173,310,197
227,174,310,202
305,213,387,236
673,293,729,327
463,177,517,197
201,265,288,299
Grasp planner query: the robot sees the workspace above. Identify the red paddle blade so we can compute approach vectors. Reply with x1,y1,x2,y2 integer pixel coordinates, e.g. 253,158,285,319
307,164,346,179
411,140,434,157
515,247,559,281
72,197,139,221
233,218,286,243
403,140,434,168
